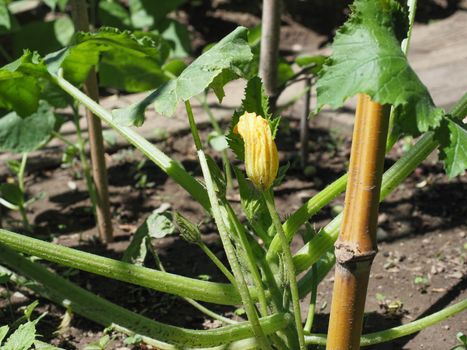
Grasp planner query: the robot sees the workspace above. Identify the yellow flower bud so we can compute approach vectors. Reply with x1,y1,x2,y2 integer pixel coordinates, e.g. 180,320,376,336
234,112,279,191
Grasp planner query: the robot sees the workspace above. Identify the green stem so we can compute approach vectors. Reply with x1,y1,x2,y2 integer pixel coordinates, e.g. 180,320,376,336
186,99,272,349
263,191,306,350
198,241,237,286
185,100,203,151
303,248,317,333
17,153,31,231
197,94,233,189
53,74,210,211
0,247,291,349
224,204,269,317
197,150,272,350
304,298,467,346
0,228,241,305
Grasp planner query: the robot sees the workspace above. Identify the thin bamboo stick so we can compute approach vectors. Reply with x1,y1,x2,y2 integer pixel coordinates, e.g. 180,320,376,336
326,95,390,350
70,0,113,243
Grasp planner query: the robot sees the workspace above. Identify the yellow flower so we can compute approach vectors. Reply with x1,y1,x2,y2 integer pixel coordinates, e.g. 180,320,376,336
234,112,279,191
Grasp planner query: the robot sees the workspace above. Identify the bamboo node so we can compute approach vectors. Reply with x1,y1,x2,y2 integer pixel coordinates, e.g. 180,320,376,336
334,241,377,265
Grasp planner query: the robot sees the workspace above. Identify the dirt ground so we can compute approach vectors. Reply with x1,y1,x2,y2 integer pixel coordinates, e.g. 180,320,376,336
1,1,466,349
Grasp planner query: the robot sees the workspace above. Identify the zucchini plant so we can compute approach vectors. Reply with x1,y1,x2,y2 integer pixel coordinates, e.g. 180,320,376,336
0,0,466,349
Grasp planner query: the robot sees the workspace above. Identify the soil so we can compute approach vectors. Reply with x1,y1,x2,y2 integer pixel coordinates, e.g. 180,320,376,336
1,1,467,349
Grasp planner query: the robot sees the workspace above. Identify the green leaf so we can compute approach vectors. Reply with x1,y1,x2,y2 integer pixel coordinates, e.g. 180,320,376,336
12,17,74,57
122,210,174,265
0,0,11,30
316,0,444,133
98,1,132,29
0,51,49,117
34,340,65,350
208,132,229,152
2,321,36,350
436,118,467,178
24,300,39,321
157,19,191,58
129,0,187,28
295,55,326,75
113,26,252,124
46,28,170,89
162,59,187,77
0,101,56,153
146,211,174,239
0,183,23,207
0,325,9,344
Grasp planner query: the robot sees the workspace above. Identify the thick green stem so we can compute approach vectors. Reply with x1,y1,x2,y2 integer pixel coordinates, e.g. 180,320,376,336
0,246,291,349
264,191,306,350
0,228,241,305
304,298,467,346
197,150,272,350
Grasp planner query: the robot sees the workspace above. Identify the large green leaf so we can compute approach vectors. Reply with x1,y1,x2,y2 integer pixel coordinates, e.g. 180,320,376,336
316,0,444,133
0,51,49,117
436,119,467,178
0,101,56,153
112,26,252,125
46,28,170,89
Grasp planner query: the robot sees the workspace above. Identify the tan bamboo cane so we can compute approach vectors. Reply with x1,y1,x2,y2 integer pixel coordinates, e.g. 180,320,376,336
326,94,390,350
70,0,113,243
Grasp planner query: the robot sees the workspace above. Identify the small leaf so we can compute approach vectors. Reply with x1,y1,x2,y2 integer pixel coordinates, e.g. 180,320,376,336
146,211,174,239
0,325,8,344
0,183,23,207
0,0,11,30
316,0,443,134
208,132,229,152
122,210,174,265
436,118,467,178
24,300,39,321
158,19,191,58
2,321,36,350
34,340,65,350
98,1,132,29
129,0,187,28
113,26,252,124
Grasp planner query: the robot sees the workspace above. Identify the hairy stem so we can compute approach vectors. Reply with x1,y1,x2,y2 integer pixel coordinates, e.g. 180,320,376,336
264,190,306,350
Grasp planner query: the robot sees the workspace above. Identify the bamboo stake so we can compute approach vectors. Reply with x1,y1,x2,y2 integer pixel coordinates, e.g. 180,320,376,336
326,95,390,350
259,0,282,99
70,0,113,243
